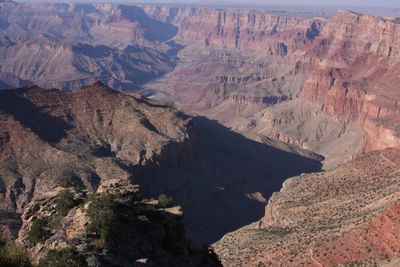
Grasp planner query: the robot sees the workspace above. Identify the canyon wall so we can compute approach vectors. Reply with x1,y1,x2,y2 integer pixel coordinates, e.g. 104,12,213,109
144,5,324,52
144,7,400,165
301,10,400,153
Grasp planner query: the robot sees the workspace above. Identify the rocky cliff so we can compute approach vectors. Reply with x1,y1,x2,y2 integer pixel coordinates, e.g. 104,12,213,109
301,10,400,152
213,149,400,266
15,179,221,267
144,6,325,51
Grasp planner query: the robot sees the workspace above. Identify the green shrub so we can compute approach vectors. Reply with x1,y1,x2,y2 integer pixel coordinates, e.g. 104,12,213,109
0,236,32,267
58,178,71,188
156,194,175,209
56,190,78,216
87,195,117,247
137,215,150,223
38,248,87,267
27,218,50,243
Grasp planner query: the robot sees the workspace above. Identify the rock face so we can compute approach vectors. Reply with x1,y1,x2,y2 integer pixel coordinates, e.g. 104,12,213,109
143,6,324,51
0,82,322,244
301,10,400,153
213,149,400,266
17,179,222,267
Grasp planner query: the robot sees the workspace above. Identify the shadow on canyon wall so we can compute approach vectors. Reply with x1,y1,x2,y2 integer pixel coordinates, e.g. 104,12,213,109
135,116,323,244
0,89,73,143
120,5,178,43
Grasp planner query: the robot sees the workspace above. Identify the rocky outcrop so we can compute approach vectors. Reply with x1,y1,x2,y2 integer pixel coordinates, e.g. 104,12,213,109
213,149,400,266
17,179,222,267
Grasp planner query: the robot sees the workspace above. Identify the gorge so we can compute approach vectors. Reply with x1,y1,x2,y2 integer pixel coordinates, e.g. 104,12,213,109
0,1,400,266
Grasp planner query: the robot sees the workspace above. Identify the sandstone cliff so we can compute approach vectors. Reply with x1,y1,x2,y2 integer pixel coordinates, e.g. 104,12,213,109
0,35,176,90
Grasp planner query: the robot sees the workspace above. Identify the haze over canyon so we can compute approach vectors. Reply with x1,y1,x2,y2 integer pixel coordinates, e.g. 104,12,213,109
0,0,400,266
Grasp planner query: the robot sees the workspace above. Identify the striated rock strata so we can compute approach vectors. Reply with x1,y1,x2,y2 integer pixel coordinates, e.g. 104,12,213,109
145,8,400,168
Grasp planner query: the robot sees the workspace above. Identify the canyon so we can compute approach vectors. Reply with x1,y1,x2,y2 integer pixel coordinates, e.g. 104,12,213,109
143,6,400,168
1,1,400,266
1,2,399,168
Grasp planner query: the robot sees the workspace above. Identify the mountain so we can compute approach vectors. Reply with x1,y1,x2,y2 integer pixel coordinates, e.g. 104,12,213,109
213,148,400,266
0,82,321,244
0,34,176,90
0,3,180,90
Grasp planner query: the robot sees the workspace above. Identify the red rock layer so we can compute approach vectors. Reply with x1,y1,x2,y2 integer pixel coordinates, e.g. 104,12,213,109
301,10,400,151
143,5,324,52
214,149,400,266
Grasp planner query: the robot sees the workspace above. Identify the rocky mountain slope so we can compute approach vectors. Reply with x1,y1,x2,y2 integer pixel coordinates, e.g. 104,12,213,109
0,82,321,244
0,82,191,237
0,34,176,90
213,148,400,266
0,3,180,90
16,179,221,267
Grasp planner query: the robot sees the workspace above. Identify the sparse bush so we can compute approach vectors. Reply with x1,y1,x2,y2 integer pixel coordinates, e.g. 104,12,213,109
87,195,117,247
58,178,71,188
38,248,87,267
156,194,175,209
0,236,32,267
27,218,50,243
56,190,79,216
137,215,150,223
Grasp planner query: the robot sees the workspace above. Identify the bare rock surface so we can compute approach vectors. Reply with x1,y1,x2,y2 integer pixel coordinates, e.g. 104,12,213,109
213,149,400,266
